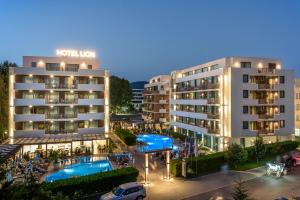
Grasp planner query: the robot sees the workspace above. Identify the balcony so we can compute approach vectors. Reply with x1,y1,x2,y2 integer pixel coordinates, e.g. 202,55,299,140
78,113,104,120
45,113,77,119
258,68,278,74
258,99,275,104
159,99,167,104
14,114,45,122
207,113,220,119
45,83,77,89
258,84,274,89
207,128,220,134
46,66,79,72
258,114,274,119
207,98,220,104
256,129,275,135
45,98,78,104
46,129,77,134
78,127,105,134
159,118,167,123
207,83,219,89
159,109,167,113
144,90,159,94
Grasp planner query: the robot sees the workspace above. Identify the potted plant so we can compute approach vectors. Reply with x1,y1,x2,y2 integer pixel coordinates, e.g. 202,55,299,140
49,150,60,170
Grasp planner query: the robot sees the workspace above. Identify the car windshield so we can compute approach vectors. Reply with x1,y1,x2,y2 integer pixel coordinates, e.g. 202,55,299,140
112,187,124,196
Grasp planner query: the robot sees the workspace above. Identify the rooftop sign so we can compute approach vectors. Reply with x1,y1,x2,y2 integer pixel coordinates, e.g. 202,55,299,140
56,49,96,58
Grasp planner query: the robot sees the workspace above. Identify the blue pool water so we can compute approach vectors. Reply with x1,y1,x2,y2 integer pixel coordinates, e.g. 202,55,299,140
136,134,177,153
44,159,112,182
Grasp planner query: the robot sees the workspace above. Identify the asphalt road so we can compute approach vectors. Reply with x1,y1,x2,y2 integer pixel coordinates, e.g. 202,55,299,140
184,166,300,200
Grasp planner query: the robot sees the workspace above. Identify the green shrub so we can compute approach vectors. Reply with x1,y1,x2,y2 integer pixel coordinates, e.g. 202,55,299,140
115,128,136,145
42,167,139,198
171,152,226,177
226,144,248,167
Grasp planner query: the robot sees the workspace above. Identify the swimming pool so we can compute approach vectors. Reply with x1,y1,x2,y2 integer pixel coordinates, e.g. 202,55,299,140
136,134,177,153
44,158,112,182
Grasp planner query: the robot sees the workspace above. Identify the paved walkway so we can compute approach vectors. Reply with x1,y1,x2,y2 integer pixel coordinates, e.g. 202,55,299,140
142,167,265,200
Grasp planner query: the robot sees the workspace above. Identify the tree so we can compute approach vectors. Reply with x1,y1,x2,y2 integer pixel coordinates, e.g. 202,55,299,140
226,143,248,168
254,136,265,163
109,75,133,114
231,178,252,200
0,61,17,142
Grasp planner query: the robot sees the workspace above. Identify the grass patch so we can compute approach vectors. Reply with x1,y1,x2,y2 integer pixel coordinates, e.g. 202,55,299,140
231,156,274,171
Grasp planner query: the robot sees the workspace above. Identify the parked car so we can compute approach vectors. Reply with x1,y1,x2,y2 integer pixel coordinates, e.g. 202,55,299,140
100,182,146,200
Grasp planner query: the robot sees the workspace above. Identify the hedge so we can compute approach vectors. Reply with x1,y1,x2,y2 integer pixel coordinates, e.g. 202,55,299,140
42,167,139,198
115,128,136,145
171,152,226,178
171,140,299,178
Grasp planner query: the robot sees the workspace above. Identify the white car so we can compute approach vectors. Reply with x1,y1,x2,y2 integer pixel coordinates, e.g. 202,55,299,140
100,182,146,200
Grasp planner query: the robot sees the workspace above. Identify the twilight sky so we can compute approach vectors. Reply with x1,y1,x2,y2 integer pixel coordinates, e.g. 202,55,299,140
0,0,300,81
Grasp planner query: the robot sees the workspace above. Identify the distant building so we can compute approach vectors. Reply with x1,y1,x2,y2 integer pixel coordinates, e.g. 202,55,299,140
130,81,147,111
9,50,110,155
295,78,300,136
142,75,170,130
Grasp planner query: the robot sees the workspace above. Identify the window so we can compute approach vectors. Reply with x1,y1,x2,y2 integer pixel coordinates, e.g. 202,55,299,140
279,76,285,84
279,120,285,128
297,93,300,99
242,121,249,129
279,91,285,98
240,62,251,68
297,104,300,111
280,105,285,113
297,115,300,121
88,65,92,69
31,62,37,67
243,75,249,83
243,90,249,98
210,64,220,71
243,106,248,114
268,63,276,70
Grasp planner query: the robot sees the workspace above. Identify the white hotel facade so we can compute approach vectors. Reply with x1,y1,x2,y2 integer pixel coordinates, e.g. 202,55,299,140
8,51,110,155
170,57,294,151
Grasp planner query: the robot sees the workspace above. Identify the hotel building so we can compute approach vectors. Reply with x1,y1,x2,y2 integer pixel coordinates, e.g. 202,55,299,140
8,52,110,155
130,81,147,112
170,57,294,151
143,75,170,130
295,78,300,136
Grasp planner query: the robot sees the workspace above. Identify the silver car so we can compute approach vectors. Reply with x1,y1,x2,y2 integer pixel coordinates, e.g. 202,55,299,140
100,182,146,200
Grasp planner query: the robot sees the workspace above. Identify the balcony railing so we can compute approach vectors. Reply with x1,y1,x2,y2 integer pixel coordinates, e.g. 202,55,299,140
207,83,219,89
45,83,78,89
258,99,275,104
256,129,275,135
45,113,77,119
46,66,79,72
207,113,220,119
45,98,78,104
207,128,220,134
207,98,220,104
45,129,77,134
258,68,278,74
258,114,274,119
258,84,274,89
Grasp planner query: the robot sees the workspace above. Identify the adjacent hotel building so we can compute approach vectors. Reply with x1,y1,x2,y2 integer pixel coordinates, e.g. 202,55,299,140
170,57,294,151
130,81,147,112
143,75,170,130
9,50,110,155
